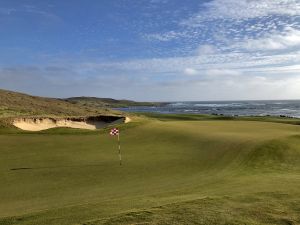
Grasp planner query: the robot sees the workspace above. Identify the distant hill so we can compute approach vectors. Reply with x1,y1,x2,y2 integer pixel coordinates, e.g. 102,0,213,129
65,97,164,108
0,89,115,118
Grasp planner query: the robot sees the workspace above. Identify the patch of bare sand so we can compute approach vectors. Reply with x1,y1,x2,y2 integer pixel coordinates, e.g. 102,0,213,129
13,116,130,131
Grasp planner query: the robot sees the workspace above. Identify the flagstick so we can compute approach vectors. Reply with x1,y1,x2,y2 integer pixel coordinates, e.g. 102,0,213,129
118,133,122,165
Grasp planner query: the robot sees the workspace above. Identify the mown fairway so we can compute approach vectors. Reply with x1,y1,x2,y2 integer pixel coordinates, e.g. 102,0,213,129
1,118,300,224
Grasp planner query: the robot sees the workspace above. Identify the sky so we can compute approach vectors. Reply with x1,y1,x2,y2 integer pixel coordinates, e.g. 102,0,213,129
0,0,300,101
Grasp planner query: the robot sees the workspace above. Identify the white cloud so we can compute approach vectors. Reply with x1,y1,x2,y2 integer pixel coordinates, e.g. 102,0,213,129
240,28,300,51
144,30,187,41
0,8,16,15
249,65,300,74
144,0,300,60
149,0,169,4
0,5,61,22
136,74,300,101
197,45,217,55
181,0,300,27
205,69,242,77
83,49,300,75
183,68,199,76
1,58,300,101
2,0,300,101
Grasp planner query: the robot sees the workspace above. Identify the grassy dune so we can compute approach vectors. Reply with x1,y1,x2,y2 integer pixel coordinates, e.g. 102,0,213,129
0,89,157,119
65,97,164,108
0,89,116,118
1,117,300,224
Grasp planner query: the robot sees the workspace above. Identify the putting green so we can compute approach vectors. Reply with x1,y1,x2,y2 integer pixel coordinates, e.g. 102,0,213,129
1,119,300,224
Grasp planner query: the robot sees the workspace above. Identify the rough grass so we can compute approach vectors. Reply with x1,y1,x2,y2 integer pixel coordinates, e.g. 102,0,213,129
0,89,117,118
93,193,300,225
65,97,164,108
137,112,300,125
1,118,300,225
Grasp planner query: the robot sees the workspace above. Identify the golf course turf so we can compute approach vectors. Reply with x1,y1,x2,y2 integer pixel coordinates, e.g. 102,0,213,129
1,115,300,224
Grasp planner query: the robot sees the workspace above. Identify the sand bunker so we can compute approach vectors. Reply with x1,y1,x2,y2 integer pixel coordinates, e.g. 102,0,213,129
13,116,129,131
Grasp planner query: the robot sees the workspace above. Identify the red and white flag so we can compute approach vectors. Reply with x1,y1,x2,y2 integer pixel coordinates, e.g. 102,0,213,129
109,128,122,165
110,128,119,136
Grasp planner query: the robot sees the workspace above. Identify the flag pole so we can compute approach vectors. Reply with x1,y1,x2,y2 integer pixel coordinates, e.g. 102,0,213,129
118,133,122,165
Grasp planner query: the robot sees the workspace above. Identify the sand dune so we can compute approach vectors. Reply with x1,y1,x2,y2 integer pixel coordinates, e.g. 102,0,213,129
13,116,128,131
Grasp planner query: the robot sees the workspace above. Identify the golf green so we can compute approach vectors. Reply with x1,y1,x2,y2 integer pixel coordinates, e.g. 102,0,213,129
1,119,300,224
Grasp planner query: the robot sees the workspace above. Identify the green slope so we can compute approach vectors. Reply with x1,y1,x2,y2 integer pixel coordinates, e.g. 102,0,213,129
65,96,164,108
0,89,116,118
1,118,300,224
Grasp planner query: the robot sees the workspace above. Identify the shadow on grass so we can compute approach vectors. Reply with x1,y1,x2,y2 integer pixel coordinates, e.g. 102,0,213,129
9,163,111,171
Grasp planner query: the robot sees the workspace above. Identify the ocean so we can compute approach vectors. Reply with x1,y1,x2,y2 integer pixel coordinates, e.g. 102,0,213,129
116,100,300,118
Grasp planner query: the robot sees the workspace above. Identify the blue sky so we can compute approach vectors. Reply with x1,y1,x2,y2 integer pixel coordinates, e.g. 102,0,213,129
0,0,300,101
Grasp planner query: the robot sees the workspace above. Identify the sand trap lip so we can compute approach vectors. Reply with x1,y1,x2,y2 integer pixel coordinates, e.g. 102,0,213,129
13,116,129,131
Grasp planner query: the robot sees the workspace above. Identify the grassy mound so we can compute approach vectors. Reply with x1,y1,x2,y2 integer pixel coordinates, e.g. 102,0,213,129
0,118,300,224
244,138,300,171
0,89,115,117
65,97,164,108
